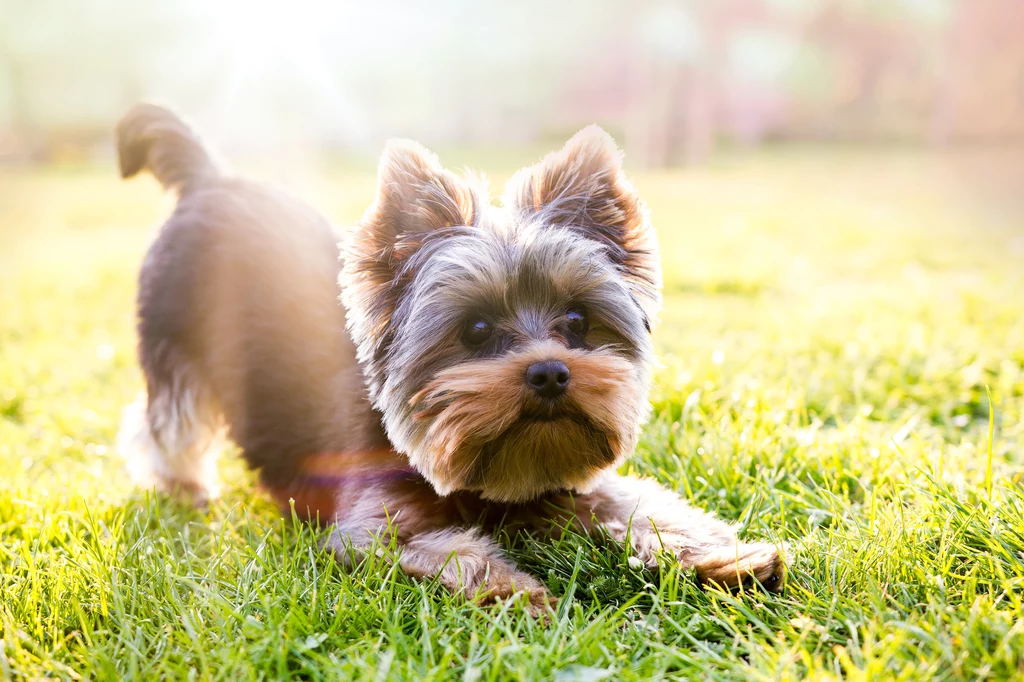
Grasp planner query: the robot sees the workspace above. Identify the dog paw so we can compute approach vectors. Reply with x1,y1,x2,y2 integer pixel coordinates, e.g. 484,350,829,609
692,542,786,593
476,570,558,617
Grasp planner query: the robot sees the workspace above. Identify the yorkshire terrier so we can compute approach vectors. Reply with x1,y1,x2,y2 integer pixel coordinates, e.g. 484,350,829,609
116,104,785,611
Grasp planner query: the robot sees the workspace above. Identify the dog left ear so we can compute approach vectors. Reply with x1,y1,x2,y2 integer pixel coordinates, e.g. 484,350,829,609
504,125,661,322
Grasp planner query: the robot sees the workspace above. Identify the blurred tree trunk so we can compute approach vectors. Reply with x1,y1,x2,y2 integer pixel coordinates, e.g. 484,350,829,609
929,4,960,147
4,53,35,159
628,50,675,169
626,0,662,169
681,2,724,166
627,0,717,168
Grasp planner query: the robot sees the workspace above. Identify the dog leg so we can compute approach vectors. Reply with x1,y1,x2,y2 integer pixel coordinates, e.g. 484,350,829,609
399,528,554,610
545,473,786,592
325,477,555,612
117,366,223,506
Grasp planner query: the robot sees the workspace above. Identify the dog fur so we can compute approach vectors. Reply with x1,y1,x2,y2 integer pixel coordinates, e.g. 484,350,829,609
116,103,784,609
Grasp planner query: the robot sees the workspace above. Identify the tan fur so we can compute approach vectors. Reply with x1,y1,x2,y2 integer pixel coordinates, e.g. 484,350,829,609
121,112,785,613
321,468,783,612
331,122,788,600
325,476,554,611
400,529,553,608
530,474,786,591
409,340,645,501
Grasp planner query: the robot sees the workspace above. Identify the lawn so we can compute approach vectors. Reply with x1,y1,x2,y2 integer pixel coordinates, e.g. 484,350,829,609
1,147,1023,680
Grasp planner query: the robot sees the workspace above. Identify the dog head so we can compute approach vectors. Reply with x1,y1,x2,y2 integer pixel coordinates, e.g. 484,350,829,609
341,126,661,502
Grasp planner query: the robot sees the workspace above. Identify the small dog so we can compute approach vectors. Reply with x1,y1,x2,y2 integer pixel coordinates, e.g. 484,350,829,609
116,104,784,610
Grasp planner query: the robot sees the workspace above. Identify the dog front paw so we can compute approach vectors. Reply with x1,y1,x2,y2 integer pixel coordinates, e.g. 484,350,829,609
475,568,558,616
692,542,786,593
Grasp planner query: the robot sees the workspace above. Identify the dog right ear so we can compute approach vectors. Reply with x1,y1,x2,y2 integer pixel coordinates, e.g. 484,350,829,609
341,141,482,388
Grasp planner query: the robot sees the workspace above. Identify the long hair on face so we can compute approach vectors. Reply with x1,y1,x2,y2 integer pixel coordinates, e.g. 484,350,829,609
341,126,662,502
407,341,646,502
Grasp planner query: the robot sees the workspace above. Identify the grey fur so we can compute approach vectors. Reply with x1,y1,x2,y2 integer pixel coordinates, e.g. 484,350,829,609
117,107,785,601
117,104,387,502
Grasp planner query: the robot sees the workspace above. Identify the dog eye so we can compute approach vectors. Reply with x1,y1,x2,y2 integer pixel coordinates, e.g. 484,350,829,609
566,308,588,336
462,318,493,346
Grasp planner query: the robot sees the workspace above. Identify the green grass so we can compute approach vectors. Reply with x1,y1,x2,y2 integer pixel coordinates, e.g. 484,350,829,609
1,147,1023,680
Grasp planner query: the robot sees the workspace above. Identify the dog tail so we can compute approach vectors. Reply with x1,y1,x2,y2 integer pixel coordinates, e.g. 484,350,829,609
116,103,219,192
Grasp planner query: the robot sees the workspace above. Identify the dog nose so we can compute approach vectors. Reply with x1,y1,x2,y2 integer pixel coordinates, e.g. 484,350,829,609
526,360,570,399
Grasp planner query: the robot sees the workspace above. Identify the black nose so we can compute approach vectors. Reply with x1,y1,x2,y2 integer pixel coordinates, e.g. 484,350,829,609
526,360,570,399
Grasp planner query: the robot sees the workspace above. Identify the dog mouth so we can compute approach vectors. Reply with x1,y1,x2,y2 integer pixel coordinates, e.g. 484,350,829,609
522,414,569,423
481,409,605,453
465,412,617,489
519,398,575,422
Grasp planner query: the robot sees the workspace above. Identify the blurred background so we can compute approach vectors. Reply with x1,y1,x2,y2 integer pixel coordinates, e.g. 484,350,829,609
1,0,1022,169
0,0,1022,468
4,4,1024,677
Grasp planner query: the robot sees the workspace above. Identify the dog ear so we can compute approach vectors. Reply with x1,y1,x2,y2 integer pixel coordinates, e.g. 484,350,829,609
363,140,479,251
341,141,482,385
504,126,661,322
